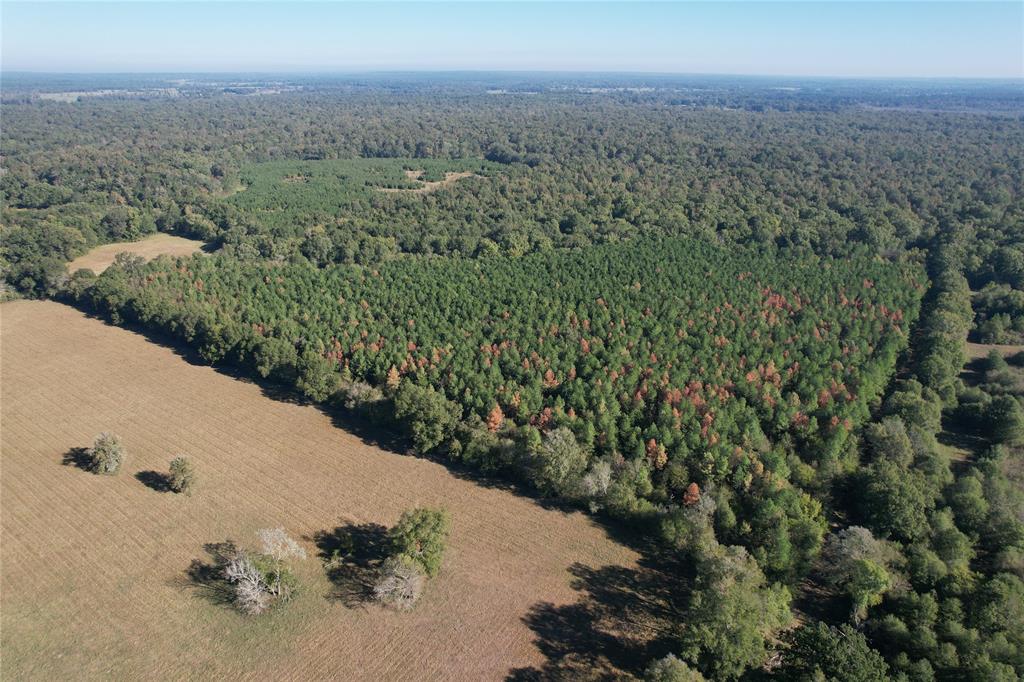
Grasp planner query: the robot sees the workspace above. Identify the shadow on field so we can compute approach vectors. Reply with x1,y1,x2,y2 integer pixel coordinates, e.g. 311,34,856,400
75,305,409,456
61,446,93,471
136,470,172,492
309,522,389,608
507,543,685,681
181,541,239,607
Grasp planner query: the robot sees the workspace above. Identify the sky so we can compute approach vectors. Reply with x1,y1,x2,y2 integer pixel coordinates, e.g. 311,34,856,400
2,1,1022,78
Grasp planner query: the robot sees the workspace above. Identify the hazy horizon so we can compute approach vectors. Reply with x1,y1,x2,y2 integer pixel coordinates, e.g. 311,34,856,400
3,1,1022,79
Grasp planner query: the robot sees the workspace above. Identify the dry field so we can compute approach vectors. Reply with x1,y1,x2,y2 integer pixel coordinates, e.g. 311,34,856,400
966,340,1024,360
377,170,479,194
66,233,206,274
0,301,638,680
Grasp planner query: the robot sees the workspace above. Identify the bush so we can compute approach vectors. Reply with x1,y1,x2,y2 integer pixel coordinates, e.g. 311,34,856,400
168,456,196,495
373,556,426,610
643,654,706,681
88,432,124,475
387,507,451,577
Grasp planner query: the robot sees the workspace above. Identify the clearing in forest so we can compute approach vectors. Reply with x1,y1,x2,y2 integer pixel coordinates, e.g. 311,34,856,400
225,157,500,230
66,233,207,274
377,169,480,194
0,301,638,681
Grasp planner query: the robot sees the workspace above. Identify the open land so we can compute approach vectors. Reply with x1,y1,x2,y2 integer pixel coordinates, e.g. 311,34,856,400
0,300,638,681
66,233,207,274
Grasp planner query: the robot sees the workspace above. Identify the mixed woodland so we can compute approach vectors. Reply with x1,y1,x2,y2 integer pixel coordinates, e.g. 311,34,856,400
2,75,1024,680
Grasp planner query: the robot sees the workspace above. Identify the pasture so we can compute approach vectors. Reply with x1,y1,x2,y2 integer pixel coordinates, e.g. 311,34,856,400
0,301,638,680
65,233,207,274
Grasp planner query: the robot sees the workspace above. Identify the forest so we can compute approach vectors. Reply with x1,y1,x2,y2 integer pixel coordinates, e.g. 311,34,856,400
3,74,1024,680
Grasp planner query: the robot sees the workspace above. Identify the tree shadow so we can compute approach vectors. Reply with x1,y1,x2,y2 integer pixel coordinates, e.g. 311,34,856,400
308,522,390,608
61,446,92,471
507,545,687,681
180,541,239,608
136,470,171,492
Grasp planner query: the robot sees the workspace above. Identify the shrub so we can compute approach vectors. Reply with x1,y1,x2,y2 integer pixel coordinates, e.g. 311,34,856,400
373,556,426,611
168,456,196,495
88,432,124,475
643,654,705,681
387,507,451,577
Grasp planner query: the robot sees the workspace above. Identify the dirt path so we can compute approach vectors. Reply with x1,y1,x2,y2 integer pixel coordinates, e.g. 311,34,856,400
377,170,479,195
0,301,637,681
66,233,207,274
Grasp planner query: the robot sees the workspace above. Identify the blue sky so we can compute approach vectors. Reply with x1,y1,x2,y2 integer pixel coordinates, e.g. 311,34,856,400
2,2,1022,77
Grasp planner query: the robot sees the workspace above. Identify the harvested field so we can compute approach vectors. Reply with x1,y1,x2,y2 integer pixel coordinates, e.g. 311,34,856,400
377,169,479,194
0,301,639,681
66,233,206,274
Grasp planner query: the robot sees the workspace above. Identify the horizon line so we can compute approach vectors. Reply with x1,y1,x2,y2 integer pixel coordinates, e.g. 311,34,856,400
4,68,1023,82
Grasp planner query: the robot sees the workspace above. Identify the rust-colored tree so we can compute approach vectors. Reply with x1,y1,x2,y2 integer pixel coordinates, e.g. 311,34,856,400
486,403,504,432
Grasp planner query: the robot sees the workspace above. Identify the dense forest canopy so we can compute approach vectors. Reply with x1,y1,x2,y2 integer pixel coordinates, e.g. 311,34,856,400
3,73,1024,680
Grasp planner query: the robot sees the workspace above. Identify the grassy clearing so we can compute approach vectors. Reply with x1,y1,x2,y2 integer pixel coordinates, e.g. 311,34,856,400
66,233,207,274
0,300,636,680
225,157,500,229
377,169,480,194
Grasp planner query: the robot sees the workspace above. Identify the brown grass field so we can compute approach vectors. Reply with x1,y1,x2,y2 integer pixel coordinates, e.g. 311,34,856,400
966,340,1024,360
66,233,206,274
0,301,640,680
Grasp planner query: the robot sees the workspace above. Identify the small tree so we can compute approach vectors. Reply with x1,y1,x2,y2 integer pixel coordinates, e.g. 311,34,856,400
257,527,307,599
644,654,706,681
168,456,196,495
387,507,451,578
88,432,124,475
373,556,425,610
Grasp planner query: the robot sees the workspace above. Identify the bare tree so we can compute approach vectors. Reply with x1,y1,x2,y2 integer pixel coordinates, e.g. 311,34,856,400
373,557,425,611
224,554,270,615
257,527,306,599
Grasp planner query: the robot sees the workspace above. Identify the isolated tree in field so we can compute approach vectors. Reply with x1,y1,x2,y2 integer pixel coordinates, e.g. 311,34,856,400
532,426,588,496
88,432,124,475
168,456,196,495
258,527,307,599
224,554,270,615
373,556,425,610
387,507,451,578
223,528,306,615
